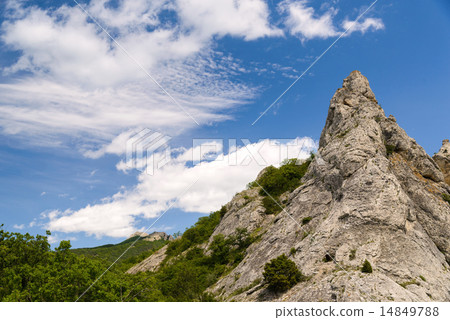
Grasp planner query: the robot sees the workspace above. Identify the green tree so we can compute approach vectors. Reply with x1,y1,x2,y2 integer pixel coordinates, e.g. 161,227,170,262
361,259,373,273
263,254,303,292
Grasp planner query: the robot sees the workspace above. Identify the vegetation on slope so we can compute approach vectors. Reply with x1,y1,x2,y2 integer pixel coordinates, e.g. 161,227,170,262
0,226,161,301
71,236,167,265
0,157,313,301
0,208,255,301
249,156,313,214
263,254,304,292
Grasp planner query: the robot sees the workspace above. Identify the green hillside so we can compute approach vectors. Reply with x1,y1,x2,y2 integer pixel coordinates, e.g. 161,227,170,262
71,236,168,266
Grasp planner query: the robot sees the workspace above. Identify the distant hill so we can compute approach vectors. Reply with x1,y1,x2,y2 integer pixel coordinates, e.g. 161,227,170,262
71,236,168,266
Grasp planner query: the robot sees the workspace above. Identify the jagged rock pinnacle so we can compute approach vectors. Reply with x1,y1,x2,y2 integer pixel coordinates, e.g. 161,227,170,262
127,72,450,302
342,70,376,99
433,139,450,185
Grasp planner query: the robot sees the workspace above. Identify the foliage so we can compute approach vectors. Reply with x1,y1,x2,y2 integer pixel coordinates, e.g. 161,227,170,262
0,222,255,302
399,279,419,288
0,226,163,301
165,208,224,257
385,144,396,156
262,196,281,215
256,157,312,214
71,237,167,266
442,193,450,204
263,254,303,292
361,259,373,273
156,228,254,301
302,217,312,225
231,278,262,297
349,249,356,261
290,247,297,256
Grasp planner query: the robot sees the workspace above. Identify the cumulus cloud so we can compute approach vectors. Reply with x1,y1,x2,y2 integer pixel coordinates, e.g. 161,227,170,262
175,0,283,40
342,17,385,35
279,0,384,41
279,0,338,40
13,224,25,230
45,137,317,238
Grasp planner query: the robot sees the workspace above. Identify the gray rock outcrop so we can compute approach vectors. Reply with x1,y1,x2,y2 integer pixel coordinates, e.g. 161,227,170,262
209,71,450,301
127,245,169,274
433,139,450,185
128,71,450,301
127,231,173,242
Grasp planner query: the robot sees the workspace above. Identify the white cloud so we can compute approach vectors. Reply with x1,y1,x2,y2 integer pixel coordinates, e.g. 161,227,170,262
13,224,25,230
279,1,384,41
45,137,317,238
0,0,268,150
342,17,385,35
175,0,283,40
40,191,46,196
279,0,338,40
0,0,384,153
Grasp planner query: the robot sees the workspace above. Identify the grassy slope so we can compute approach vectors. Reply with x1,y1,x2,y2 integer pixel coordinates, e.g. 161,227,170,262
71,236,167,266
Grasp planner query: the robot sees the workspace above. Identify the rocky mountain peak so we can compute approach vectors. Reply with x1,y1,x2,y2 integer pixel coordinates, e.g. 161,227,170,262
342,70,376,99
433,139,450,185
211,70,450,301
128,71,450,302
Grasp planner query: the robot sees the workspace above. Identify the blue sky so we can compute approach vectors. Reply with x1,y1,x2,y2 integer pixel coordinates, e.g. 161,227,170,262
0,0,449,248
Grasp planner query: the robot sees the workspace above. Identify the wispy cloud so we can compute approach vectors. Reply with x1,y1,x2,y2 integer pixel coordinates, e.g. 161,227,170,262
0,0,265,151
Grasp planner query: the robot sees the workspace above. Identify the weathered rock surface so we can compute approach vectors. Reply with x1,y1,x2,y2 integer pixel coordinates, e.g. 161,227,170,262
127,244,168,274
129,71,450,301
433,139,450,185
209,71,450,301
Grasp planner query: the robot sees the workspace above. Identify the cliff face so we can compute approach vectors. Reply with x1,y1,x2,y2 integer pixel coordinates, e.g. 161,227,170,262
129,71,450,301
433,140,450,185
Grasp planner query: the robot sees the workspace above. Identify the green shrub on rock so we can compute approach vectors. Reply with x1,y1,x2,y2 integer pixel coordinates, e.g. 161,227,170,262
361,259,373,273
263,254,303,292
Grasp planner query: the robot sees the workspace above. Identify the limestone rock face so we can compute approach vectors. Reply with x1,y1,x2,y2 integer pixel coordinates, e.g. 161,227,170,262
433,139,450,185
127,231,173,242
128,71,450,301
209,71,450,301
127,245,168,274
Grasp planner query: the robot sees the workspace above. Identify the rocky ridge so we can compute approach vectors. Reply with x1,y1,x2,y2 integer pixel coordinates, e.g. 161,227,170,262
127,231,173,242
129,71,450,301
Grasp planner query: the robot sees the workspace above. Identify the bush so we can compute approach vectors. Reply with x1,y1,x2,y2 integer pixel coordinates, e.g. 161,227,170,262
263,254,303,292
349,249,356,261
361,259,373,273
262,196,281,215
302,217,312,225
166,209,223,257
385,144,396,156
257,157,312,214
442,193,450,204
